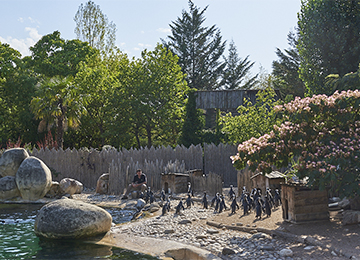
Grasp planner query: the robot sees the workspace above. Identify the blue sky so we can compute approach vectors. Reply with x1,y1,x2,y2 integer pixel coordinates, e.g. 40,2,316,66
1,0,301,74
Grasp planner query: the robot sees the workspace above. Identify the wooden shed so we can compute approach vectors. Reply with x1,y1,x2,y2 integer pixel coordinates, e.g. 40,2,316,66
281,183,329,223
250,171,285,193
161,173,190,194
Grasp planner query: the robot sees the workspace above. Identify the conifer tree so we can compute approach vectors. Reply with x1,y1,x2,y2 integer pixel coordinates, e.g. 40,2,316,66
221,40,257,90
163,0,226,90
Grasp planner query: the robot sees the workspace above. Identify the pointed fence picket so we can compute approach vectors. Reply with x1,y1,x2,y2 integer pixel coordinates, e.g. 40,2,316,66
28,143,239,194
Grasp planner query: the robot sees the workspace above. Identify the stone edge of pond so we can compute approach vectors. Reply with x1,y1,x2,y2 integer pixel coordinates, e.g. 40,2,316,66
91,230,222,260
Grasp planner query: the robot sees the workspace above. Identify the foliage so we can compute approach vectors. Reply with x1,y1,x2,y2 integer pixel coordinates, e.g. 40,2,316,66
297,0,360,95
73,50,127,148
29,31,97,77
178,89,204,147
221,40,257,90
163,0,226,90
114,44,189,148
325,65,360,93
272,31,305,98
231,90,360,198
30,76,87,149
0,42,39,147
74,0,117,54
222,88,283,145
36,131,58,150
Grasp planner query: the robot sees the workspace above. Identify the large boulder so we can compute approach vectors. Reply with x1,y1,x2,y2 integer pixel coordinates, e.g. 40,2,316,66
59,178,83,197
95,173,109,194
0,176,21,200
16,156,52,201
34,198,112,239
0,148,29,177
45,181,61,198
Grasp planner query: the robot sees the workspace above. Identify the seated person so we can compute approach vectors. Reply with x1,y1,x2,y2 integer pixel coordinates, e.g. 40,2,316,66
122,169,147,199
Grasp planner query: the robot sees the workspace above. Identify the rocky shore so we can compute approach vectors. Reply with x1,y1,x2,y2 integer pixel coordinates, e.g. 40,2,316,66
73,190,359,260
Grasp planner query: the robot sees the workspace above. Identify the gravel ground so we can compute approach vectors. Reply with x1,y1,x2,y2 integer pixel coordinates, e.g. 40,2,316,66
72,189,359,260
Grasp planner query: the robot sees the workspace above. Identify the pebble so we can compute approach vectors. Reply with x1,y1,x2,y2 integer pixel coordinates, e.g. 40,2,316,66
113,205,312,260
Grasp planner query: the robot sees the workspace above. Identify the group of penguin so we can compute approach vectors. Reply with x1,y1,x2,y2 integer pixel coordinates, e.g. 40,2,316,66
137,183,282,220
239,186,282,219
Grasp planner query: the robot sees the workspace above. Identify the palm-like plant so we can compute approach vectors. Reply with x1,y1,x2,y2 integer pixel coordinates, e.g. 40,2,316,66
30,76,87,148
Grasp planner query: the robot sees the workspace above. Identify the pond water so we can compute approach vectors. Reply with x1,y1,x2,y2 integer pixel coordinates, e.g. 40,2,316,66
0,204,158,260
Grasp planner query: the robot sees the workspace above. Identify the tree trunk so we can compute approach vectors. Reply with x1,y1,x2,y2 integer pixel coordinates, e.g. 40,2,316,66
57,115,64,149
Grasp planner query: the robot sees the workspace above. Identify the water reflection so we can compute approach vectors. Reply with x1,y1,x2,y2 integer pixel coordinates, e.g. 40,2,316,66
0,203,158,260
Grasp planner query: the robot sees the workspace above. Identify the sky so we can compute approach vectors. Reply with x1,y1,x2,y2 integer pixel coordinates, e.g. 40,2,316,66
0,0,301,75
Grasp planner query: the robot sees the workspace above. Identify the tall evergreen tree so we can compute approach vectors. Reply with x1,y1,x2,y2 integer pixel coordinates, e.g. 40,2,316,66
221,40,257,90
272,31,305,98
178,89,204,147
163,0,226,90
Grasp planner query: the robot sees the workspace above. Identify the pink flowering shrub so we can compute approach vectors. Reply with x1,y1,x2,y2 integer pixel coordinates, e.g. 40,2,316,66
231,90,360,198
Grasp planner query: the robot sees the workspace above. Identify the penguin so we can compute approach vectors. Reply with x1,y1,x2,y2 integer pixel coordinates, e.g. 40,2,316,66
202,192,208,209
187,182,194,197
241,193,249,215
274,189,281,207
264,195,272,217
228,185,235,200
219,195,227,213
160,189,166,202
230,194,239,214
211,193,219,208
254,196,262,219
185,194,194,208
175,199,185,215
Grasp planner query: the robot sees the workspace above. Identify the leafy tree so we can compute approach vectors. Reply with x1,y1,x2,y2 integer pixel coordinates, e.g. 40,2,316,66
231,90,360,198
0,42,38,146
298,0,360,95
115,44,188,148
74,0,117,54
272,31,305,99
30,31,97,77
325,65,360,93
178,89,204,147
72,51,130,149
221,40,257,90
163,0,226,90
221,88,283,145
30,76,87,149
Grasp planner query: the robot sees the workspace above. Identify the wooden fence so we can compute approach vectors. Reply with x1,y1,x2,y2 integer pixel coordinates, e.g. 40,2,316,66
29,143,238,195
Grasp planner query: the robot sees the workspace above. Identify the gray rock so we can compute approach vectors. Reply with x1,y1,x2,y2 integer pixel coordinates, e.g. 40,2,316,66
258,245,275,251
222,247,236,255
342,210,360,225
0,176,20,200
279,248,293,257
339,198,351,209
164,229,175,234
59,178,83,197
136,199,146,209
16,156,52,201
178,219,192,224
207,228,219,234
95,173,109,194
0,148,29,177
34,198,112,239
304,245,315,250
45,181,61,198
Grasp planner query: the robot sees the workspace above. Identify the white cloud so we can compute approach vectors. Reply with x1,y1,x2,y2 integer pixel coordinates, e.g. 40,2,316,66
25,27,42,42
0,27,42,57
28,17,38,24
156,28,171,34
138,43,151,48
133,47,140,51
18,17,24,23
